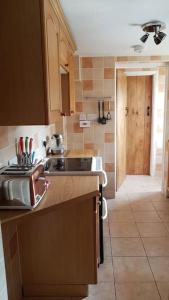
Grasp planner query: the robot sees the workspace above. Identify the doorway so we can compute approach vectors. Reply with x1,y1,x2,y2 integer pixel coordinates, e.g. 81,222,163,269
116,67,166,192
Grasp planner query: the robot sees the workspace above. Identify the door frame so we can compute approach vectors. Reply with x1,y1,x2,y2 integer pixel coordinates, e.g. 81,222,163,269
115,62,168,193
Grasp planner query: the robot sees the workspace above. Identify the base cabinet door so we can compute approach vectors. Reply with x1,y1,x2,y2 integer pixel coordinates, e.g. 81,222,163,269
18,195,99,298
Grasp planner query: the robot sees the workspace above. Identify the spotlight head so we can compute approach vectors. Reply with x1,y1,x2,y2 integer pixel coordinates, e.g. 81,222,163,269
140,33,149,43
154,34,161,44
158,31,167,41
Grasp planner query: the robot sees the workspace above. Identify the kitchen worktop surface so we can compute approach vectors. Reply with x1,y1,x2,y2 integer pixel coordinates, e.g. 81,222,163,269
0,175,99,224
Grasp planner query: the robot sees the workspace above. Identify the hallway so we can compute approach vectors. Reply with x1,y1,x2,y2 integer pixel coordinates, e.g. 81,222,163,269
86,175,169,300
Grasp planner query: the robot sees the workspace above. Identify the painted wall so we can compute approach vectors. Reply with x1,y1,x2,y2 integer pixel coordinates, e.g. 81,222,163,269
66,56,116,198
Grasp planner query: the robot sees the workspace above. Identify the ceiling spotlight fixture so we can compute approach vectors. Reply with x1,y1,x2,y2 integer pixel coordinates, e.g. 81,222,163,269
140,21,167,45
131,44,144,53
140,33,149,43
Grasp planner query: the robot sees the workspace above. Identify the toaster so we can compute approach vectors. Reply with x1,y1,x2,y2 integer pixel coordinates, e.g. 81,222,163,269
0,164,49,209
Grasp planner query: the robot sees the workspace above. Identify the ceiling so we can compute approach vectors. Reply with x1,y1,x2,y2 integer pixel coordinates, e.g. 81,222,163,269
60,0,169,56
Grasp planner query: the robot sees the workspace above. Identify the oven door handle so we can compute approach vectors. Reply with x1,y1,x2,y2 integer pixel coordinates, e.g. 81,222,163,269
102,170,108,188
102,197,108,220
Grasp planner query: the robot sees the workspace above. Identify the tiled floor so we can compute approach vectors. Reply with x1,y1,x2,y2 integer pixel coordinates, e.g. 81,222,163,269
85,175,169,300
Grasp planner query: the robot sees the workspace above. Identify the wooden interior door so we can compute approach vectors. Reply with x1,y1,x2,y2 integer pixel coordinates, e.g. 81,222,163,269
116,69,127,189
126,76,152,175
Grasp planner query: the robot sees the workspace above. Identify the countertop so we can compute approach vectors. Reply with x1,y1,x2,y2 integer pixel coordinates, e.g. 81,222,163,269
0,175,99,225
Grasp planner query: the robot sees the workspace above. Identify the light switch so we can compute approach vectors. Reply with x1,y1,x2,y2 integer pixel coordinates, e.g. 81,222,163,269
80,121,91,128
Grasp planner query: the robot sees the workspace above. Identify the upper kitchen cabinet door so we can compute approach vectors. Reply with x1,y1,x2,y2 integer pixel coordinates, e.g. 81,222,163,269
60,28,69,69
69,54,76,114
43,1,61,123
0,0,47,125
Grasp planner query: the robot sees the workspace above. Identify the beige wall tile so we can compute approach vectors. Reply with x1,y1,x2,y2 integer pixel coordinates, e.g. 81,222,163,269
93,68,104,79
105,163,114,172
73,122,83,133
104,79,114,91
104,68,114,79
92,57,104,68
82,80,93,91
81,68,93,80
84,143,95,150
75,81,83,101
83,101,98,113
159,67,166,75
81,57,93,68
84,127,94,143
117,56,128,62
105,143,114,163
150,56,163,61
105,133,114,143
104,57,116,67
93,79,104,91
75,102,83,112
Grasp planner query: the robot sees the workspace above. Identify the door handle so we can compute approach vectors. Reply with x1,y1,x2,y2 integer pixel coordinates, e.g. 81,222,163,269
102,197,108,220
125,106,128,116
147,106,151,116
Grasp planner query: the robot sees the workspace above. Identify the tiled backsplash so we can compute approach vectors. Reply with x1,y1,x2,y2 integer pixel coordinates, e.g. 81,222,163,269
67,55,169,198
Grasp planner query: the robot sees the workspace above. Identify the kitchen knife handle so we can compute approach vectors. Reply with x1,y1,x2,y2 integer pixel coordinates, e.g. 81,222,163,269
20,137,24,154
29,138,33,154
25,137,29,153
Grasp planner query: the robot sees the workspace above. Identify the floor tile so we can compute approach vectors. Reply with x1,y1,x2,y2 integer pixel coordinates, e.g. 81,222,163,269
84,282,116,300
104,237,112,257
109,222,140,237
136,222,168,237
115,282,161,300
152,201,169,211
131,201,155,211
142,237,169,256
128,192,162,203
158,211,169,222
98,257,114,282
164,223,169,232
149,257,169,281
108,199,131,211
111,238,146,256
156,282,169,300
113,257,154,283
108,211,134,222
133,211,161,222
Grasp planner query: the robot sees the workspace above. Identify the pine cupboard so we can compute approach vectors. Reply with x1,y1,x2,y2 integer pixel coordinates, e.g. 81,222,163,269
0,0,76,125
0,176,100,300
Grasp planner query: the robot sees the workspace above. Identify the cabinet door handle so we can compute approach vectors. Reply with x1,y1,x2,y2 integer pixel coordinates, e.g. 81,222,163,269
147,106,151,116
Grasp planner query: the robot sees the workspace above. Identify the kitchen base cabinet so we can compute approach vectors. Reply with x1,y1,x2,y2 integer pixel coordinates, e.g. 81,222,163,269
0,176,99,300
17,194,99,299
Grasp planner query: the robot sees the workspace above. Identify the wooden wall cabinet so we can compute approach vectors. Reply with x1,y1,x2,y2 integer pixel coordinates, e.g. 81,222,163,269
0,0,76,125
60,29,76,116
